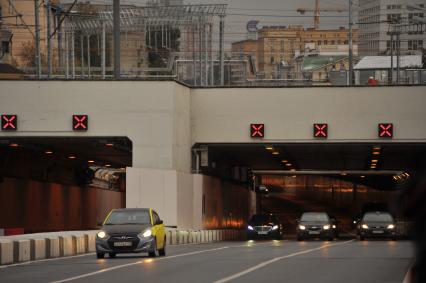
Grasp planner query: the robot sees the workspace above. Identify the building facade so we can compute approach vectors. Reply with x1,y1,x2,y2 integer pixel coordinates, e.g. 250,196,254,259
231,25,358,80
359,0,425,56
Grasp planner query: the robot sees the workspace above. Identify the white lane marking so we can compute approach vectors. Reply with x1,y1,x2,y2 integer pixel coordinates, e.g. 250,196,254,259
50,246,230,283
0,253,96,269
214,240,355,283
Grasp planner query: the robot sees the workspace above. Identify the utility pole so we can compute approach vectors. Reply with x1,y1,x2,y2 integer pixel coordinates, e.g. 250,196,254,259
348,0,354,86
219,15,225,86
34,0,41,78
113,0,121,79
46,0,52,77
390,32,394,84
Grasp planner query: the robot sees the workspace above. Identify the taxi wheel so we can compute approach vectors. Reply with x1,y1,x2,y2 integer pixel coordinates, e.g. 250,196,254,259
158,237,166,256
148,238,157,258
96,252,105,259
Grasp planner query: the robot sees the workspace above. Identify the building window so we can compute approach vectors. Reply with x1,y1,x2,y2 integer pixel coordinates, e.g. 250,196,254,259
408,40,423,50
270,57,275,64
280,40,285,54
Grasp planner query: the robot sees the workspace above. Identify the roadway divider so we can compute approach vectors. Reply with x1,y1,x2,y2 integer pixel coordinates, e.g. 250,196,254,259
0,229,244,266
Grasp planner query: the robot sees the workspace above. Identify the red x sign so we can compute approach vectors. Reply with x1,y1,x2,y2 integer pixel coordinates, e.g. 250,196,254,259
250,124,264,138
73,115,88,131
314,123,328,138
378,123,393,138
1,115,17,131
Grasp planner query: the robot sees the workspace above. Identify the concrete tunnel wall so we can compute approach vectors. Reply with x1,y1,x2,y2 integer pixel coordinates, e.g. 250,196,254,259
1,81,425,230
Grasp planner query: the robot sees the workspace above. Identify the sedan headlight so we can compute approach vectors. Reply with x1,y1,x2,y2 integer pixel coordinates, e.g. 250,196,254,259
97,231,108,239
272,225,279,230
248,225,254,231
141,229,152,238
323,225,330,230
387,224,395,229
299,225,306,230
362,224,369,229
332,225,337,229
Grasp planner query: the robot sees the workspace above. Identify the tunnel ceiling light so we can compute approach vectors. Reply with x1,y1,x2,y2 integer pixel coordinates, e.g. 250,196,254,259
265,146,274,151
292,175,297,178
105,164,111,167
281,160,288,163
68,156,76,159
290,169,297,171
373,146,381,150
286,163,292,167
371,159,378,163
105,143,114,147
9,143,19,147
360,175,366,178
341,173,347,176
88,160,95,163
272,151,279,155
45,150,53,154
372,151,380,155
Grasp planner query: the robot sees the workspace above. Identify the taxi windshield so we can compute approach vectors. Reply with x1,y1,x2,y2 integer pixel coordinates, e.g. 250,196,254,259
105,210,151,225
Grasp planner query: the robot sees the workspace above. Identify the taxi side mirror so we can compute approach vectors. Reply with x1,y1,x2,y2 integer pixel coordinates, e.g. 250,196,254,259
156,220,164,225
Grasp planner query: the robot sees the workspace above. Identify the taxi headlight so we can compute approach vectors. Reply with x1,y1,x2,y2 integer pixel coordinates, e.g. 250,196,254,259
97,231,107,239
387,224,395,229
141,229,152,238
323,225,330,230
362,224,369,229
272,225,279,230
299,225,306,230
248,225,254,231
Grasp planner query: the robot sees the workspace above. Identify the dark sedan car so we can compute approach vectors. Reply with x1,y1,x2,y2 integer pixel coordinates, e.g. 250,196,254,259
357,211,397,241
96,208,166,258
247,214,283,240
297,212,334,241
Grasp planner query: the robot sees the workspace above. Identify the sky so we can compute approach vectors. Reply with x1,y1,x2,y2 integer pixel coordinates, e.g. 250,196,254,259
81,0,354,48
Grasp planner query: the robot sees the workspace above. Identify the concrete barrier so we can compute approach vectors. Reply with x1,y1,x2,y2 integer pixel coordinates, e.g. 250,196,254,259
46,237,60,258
0,229,244,265
73,235,86,254
85,234,96,253
0,240,13,265
59,236,74,257
13,240,30,262
30,238,46,260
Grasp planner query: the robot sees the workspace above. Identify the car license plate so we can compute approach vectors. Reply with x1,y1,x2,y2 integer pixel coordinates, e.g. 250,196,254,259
372,230,384,234
309,231,320,235
258,231,268,235
114,242,132,247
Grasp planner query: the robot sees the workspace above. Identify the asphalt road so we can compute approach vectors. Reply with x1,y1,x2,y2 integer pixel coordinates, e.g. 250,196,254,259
0,239,413,283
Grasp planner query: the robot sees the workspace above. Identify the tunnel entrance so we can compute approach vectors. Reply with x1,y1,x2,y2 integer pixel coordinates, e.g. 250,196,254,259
193,143,426,235
0,137,132,234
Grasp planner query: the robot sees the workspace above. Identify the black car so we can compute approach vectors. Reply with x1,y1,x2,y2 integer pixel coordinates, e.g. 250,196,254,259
96,208,167,258
297,212,334,241
247,214,283,240
357,211,397,241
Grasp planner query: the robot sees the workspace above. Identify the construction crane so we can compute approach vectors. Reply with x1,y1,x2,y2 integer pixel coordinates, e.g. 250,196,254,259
297,0,345,29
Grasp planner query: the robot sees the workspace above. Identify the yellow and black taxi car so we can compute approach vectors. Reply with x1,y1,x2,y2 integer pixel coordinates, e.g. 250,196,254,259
96,208,166,259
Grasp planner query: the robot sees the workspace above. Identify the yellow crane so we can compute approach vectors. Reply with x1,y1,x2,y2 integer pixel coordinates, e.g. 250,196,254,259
297,0,345,29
